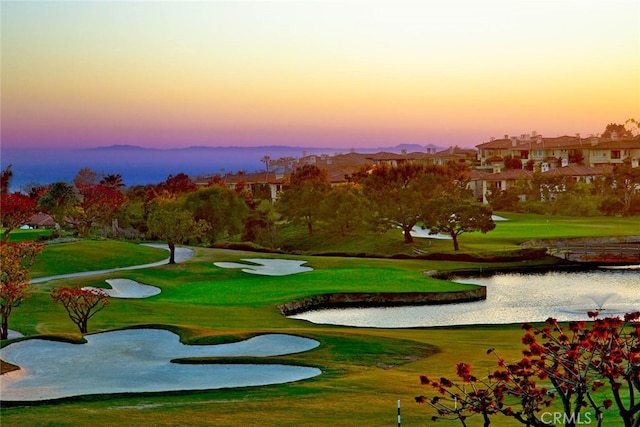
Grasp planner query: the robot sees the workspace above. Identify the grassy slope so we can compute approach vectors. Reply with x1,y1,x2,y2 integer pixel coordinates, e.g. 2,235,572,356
2,214,637,426
279,212,640,255
29,240,169,278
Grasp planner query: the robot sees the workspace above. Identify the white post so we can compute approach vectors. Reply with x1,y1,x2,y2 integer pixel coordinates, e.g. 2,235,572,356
397,399,401,426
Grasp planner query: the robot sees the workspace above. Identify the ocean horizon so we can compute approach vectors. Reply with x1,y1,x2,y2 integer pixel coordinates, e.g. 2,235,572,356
1,143,438,192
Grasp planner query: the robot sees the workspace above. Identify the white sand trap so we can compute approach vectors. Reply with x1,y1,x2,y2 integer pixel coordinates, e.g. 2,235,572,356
6,330,24,339
492,215,509,221
408,226,452,240
83,278,161,299
0,328,320,401
214,259,313,276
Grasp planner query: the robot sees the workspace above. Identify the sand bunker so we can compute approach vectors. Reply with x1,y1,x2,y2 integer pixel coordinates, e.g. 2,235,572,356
214,259,313,276
408,226,451,239
83,278,161,299
6,330,23,339
0,329,320,401
408,216,508,239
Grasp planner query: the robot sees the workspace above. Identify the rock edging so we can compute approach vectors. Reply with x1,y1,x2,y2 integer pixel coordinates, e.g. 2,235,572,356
278,288,486,316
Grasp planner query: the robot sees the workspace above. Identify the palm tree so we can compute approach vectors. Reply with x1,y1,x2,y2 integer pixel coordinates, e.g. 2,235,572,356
261,156,271,178
100,174,125,191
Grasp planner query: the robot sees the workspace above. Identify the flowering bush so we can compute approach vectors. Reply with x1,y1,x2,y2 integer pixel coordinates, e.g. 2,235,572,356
417,311,640,427
51,287,110,334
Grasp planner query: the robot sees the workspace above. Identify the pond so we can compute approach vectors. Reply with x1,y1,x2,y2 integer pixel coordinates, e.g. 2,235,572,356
289,268,640,328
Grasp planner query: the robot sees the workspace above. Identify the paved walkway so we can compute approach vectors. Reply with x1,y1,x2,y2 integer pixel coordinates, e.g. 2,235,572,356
32,244,194,284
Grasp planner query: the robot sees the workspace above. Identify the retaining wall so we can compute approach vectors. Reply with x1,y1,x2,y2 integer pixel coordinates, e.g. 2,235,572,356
278,287,486,316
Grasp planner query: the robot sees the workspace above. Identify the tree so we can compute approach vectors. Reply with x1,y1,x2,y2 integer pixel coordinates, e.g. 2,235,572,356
525,313,640,427
98,174,127,236
99,173,125,191
417,311,640,427
73,167,100,190
70,184,126,236
37,181,79,228
146,198,210,263
1,164,13,194
319,184,369,237
276,164,330,236
157,173,197,195
243,199,279,247
625,118,640,136
422,197,496,251
350,163,461,244
604,161,640,216
182,185,248,244
261,155,271,177
24,182,50,201
0,193,37,241
50,287,110,334
602,123,632,139
504,155,523,170
417,361,553,427
0,241,45,339
486,187,521,212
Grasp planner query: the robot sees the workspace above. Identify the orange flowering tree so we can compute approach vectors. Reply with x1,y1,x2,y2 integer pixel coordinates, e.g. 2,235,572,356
50,287,110,334
417,311,640,427
0,241,45,339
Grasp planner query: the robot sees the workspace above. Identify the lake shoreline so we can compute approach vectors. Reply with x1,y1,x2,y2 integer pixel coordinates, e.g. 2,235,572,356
278,288,487,316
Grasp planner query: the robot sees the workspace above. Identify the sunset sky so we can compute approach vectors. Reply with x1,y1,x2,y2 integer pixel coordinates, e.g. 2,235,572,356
2,0,638,150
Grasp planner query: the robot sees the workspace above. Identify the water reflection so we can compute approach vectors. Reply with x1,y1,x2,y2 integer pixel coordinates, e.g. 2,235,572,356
290,269,640,328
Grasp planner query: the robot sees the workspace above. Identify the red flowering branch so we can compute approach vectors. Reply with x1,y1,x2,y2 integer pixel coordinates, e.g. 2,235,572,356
520,311,640,427
417,358,554,426
418,311,640,427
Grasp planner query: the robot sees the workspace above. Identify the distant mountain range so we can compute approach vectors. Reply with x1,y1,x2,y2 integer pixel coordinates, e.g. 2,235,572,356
2,143,444,192
86,143,439,154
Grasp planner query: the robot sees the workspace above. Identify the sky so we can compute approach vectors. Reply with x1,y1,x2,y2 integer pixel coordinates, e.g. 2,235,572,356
2,0,638,150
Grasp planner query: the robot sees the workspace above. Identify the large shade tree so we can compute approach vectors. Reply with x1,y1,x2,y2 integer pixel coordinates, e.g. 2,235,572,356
157,173,197,196
422,197,495,251
37,181,80,228
146,198,210,263
68,185,125,236
276,164,330,236
319,183,369,237
182,185,248,244
351,163,467,244
602,161,640,216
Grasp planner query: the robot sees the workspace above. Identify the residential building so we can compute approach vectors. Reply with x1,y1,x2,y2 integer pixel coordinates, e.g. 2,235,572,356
476,133,640,170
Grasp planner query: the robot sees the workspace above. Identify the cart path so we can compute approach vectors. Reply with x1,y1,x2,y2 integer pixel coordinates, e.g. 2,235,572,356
31,244,194,284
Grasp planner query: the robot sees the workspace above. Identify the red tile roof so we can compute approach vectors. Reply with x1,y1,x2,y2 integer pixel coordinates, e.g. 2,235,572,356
542,164,613,177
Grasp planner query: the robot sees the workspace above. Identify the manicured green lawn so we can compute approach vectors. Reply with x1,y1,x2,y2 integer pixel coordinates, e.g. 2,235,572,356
279,213,640,256
2,214,636,426
29,240,170,278
2,228,54,242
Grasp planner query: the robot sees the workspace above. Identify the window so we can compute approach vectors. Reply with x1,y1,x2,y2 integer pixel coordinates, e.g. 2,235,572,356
611,150,621,159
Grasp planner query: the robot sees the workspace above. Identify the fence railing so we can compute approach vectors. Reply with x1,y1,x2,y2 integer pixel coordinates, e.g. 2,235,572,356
548,243,640,262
